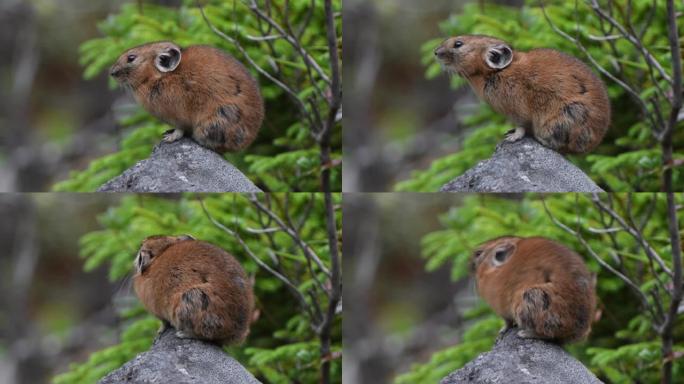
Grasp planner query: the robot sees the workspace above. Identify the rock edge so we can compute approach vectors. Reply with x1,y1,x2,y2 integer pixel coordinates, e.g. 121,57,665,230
440,137,604,193
441,327,603,384
98,327,261,384
98,138,261,193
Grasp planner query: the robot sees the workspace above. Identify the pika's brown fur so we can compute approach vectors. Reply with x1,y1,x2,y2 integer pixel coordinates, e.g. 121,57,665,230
133,235,254,345
110,41,264,153
435,35,610,154
472,236,596,343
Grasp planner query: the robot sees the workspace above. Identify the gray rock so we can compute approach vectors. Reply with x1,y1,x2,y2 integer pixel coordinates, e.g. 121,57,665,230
440,137,603,192
99,327,262,384
98,138,261,192
441,327,603,384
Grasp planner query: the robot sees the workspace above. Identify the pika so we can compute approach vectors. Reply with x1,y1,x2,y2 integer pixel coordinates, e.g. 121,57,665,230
435,35,610,154
110,41,264,153
471,236,596,343
133,235,254,345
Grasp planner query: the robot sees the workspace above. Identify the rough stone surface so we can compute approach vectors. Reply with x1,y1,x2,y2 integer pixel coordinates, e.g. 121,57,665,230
98,138,261,192
441,327,603,384
99,327,261,384
440,137,604,193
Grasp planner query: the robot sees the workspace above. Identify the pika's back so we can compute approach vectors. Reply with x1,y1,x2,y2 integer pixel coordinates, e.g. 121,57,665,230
515,48,610,122
174,45,262,109
133,237,254,345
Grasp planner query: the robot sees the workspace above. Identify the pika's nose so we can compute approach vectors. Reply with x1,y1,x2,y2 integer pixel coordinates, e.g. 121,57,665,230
110,67,121,78
434,46,447,58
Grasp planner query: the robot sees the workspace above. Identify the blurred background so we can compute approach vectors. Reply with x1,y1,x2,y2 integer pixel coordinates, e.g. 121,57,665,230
343,0,523,192
0,0,187,192
343,193,470,383
0,194,123,384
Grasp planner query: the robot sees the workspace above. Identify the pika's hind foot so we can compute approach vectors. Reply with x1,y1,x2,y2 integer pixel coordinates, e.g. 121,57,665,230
162,128,184,143
504,126,525,143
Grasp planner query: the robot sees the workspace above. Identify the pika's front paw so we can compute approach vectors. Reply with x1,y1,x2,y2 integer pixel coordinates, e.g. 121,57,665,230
162,128,184,143
504,126,525,142
152,321,171,343
175,330,193,339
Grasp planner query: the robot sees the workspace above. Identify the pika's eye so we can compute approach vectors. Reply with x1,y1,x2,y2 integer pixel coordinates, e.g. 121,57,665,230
127,54,137,63
473,250,484,262
453,40,463,49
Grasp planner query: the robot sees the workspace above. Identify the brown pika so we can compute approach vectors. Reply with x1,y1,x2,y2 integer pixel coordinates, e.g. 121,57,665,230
471,236,596,343
110,41,264,153
434,35,610,154
133,235,254,345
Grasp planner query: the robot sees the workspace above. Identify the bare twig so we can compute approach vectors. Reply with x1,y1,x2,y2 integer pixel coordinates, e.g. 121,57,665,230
318,0,342,199
659,6,683,382
246,0,331,85
248,194,331,278
317,6,342,382
591,194,672,277
589,0,672,84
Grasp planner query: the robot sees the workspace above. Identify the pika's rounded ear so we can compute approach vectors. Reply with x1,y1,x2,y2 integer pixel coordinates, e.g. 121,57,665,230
178,234,195,241
155,44,182,72
484,44,513,70
492,243,515,266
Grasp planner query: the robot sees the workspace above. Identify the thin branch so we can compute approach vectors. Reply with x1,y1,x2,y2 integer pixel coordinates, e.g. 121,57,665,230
243,226,281,234
246,0,331,85
586,226,622,234
591,194,672,277
660,7,683,382
586,34,621,41
318,4,342,383
589,0,672,84
248,194,331,278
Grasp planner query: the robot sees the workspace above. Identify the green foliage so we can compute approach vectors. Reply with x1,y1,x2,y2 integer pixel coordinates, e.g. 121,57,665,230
54,0,341,192
54,111,166,192
396,114,504,191
54,315,159,384
53,193,342,384
395,193,684,383
395,308,501,384
397,0,684,192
